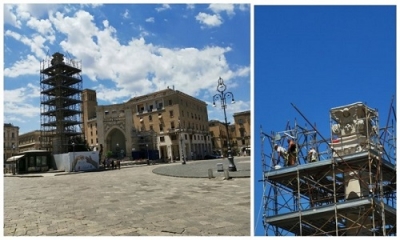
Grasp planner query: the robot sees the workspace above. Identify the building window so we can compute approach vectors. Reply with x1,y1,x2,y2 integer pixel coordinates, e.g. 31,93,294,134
185,134,188,140
159,124,164,132
171,135,177,140
150,125,153,131
149,115,152,121
169,100,172,105
171,121,175,129
29,156,35,167
91,139,93,144
160,136,165,142
169,110,174,118
138,104,144,113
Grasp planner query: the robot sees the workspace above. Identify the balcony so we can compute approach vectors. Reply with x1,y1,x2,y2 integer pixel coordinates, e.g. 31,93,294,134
136,106,165,116
167,128,179,133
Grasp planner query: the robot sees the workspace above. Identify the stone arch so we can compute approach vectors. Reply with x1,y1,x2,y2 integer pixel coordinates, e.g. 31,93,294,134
105,127,126,158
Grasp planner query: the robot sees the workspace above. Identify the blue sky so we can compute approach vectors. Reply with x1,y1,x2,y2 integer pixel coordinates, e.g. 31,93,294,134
253,5,396,236
2,3,250,135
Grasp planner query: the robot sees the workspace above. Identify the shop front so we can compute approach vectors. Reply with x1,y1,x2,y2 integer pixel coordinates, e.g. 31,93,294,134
5,150,53,174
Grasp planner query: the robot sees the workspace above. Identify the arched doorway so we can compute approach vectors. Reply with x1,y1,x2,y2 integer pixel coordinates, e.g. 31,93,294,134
105,128,126,158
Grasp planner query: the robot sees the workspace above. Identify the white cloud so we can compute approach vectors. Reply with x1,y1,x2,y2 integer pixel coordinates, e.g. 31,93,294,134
14,4,61,21
209,4,235,17
26,17,55,42
186,4,195,10
155,4,170,12
5,30,50,60
207,99,250,123
4,54,41,77
237,4,249,12
3,83,41,120
195,12,223,28
4,7,249,124
82,3,103,8
122,9,130,19
4,4,21,28
194,4,249,29
145,17,154,23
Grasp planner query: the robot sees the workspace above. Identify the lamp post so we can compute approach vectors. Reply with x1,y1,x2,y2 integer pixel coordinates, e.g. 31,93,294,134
72,142,75,172
178,119,186,165
116,143,119,159
12,143,15,156
180,135,186,164
212,77,237,172
146,144,150,165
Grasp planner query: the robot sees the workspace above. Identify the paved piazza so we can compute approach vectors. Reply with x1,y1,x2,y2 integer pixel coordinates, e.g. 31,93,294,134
4,164,250,236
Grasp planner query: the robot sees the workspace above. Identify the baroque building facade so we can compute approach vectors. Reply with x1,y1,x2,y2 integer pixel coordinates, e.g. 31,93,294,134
82,87,212,162
233,110,251,155
208,110,251,157
18,130,42,153
3,123,19,161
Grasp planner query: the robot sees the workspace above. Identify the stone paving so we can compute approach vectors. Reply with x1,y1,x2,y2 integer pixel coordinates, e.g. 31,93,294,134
3,158,250,236
153,157,251,178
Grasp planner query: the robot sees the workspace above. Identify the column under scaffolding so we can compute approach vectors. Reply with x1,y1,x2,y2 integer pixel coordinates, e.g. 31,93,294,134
261,102,396,236
40,52,83,154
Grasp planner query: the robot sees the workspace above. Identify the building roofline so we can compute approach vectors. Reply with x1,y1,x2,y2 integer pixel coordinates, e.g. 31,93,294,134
19,130,41,137
233,110,250,116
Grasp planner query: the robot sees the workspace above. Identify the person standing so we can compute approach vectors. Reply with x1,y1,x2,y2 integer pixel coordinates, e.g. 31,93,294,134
274,144,288,167
287,139,297,166
99,144,104,167
308,147,318,163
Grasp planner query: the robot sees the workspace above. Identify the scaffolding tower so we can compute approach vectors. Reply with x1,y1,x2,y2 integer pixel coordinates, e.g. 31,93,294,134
261,101,396,236
40,52,83,154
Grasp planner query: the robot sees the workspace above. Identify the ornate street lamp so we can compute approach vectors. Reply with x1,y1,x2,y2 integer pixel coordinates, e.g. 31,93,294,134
180,134,186,164
212,77,237,171
178,119,186,165
116,143,120,159
72,142,75,172
12,143,15,156
146,144,150,165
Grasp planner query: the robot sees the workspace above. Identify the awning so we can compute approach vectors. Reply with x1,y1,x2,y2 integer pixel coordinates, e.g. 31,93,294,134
6,154,25,162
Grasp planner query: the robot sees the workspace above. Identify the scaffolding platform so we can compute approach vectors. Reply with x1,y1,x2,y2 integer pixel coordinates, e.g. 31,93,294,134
40,52,83,154
261,102,396,236
265,197,396,236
